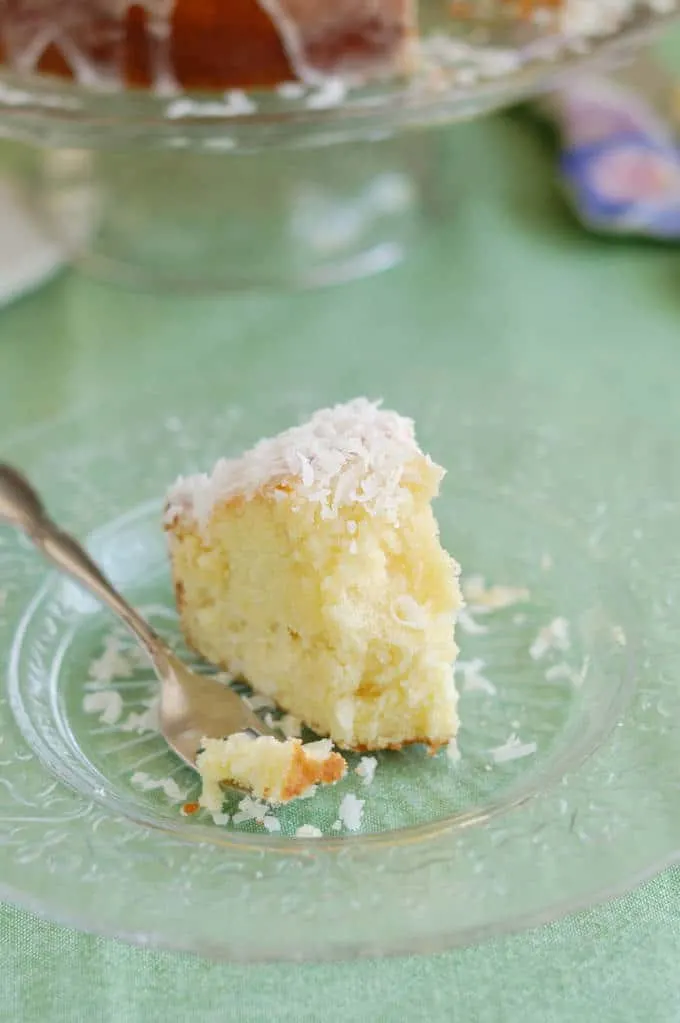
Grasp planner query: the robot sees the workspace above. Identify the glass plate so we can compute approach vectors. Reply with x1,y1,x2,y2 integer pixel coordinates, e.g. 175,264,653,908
2,254,680,962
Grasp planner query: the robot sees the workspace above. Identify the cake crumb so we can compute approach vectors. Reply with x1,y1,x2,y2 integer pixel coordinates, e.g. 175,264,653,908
295,824,323,838
355,756,377,786
338,793,365,831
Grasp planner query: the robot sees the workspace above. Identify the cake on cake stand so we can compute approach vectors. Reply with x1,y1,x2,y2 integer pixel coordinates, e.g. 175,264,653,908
0,1,675,290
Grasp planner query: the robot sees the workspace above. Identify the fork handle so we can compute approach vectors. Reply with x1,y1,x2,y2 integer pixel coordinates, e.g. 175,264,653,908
0,463,159,654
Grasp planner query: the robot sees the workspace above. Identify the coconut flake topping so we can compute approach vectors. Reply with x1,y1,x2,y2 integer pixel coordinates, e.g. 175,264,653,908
166,398,442,527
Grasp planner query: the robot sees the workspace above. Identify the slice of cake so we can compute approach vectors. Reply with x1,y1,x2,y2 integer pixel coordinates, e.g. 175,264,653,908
197,735,347,809
165,398,462,751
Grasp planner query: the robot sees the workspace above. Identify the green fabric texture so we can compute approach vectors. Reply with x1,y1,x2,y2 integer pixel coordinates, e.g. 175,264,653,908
4,28,680,1021
2,869,680,1023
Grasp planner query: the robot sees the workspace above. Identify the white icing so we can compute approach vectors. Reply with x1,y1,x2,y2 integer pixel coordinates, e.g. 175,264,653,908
2,1,179,91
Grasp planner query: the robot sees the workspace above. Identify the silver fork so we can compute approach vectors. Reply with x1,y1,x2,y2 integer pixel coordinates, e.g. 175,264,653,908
0,464,272,775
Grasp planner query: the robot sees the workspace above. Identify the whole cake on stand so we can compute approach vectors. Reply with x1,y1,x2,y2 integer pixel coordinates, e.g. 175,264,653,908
0,1,675,289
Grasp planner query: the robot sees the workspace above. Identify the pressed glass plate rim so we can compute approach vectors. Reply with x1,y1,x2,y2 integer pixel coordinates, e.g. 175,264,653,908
2,842,679,963
0,6,676,152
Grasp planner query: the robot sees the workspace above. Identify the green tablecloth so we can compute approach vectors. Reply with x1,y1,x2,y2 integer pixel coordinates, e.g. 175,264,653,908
3,868,680,1022
3,39,680,1020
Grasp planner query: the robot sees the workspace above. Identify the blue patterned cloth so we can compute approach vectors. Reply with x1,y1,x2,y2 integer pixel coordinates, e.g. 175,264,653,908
548,75,680,238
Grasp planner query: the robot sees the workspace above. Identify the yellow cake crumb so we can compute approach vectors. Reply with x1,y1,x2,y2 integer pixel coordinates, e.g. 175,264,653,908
197,735,347,808
165,398,462,751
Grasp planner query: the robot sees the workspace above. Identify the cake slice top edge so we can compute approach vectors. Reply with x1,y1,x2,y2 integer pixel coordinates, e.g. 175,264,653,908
166,397,444,528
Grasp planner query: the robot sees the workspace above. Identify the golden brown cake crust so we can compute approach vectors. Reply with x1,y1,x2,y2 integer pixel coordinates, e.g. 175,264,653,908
276,743,346,803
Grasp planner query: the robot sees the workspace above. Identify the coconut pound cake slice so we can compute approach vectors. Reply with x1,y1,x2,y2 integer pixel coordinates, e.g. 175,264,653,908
165,398,462,751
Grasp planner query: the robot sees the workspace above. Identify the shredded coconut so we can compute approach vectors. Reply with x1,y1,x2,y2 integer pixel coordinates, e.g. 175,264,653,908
119,698,159,734
231,798,280,832
546,657,589,688
337,793,365,832
544,663,578,686
276,81,306,100
232,796,270,824
446,738,461,764
303,738,334,759
529,617,571,660
355,756,377,786
455,659,496,696
456,608,489,636
306,77,347,110
611,625,627,647
166,399,440,528
83,689,123,726
244,693,277,712
130,772,186,803
277,713,302,739
88,635,135,686
463,575,530,613
211,812,231,826
295,824,323,838
391,595,427,630
490,734,537,764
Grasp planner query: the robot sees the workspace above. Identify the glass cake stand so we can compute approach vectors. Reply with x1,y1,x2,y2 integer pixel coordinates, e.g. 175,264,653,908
0,1,677,289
